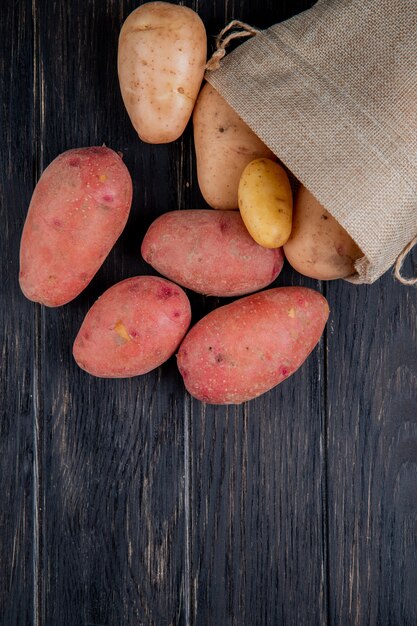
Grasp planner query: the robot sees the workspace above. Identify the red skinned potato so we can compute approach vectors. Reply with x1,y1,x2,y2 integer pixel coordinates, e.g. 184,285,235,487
177,287,329,404
19,146,133,307
73,276,191,378
118,2,207,143
141,210,284,296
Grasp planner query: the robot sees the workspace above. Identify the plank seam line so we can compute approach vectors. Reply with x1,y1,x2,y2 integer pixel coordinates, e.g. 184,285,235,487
184,396,192,626
322,281,331,626
31,1,44,624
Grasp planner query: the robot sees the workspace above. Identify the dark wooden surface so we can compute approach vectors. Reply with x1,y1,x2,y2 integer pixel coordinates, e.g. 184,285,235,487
1,1,416,625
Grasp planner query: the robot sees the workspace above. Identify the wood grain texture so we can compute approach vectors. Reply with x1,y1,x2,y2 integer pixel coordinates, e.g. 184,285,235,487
188,3,327,625
35,1,189,623
188,333,328,626
0,2,35,625
1,0,416,625
326,279,417,626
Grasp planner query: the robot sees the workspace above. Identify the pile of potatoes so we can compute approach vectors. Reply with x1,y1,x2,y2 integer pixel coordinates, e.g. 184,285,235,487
19,2,362,405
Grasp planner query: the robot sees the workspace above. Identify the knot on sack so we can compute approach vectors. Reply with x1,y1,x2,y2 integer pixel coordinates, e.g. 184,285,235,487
394,235,417,286
205,20,260,71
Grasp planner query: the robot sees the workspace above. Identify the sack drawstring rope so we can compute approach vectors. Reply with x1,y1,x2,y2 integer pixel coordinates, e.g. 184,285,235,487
205,20,260,71
394,236,417,286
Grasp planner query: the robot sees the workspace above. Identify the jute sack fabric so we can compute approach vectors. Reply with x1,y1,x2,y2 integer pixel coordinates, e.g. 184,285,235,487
206,0,417,284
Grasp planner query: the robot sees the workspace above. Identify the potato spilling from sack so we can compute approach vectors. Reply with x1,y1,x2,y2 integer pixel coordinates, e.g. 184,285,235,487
177,287,329,404
19,147,133,307
118,1,207,143
239,158,293,248
283,185,363,280
193,83,275,209
141,209,284,297
73,276,191,378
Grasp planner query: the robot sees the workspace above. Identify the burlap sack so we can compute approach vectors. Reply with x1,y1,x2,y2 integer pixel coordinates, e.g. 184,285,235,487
206,0,417,284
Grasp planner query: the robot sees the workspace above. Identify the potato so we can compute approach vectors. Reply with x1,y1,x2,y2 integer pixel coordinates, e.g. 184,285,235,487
283,185,362,280
19,147,133,307
73,276,191,378
177,287,329,404
193,83,275,209
141,210,284,296
239,158,293,248
118,2,207,143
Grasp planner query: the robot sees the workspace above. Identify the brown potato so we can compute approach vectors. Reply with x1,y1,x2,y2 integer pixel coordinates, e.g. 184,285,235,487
193,83,274,209
118,2,207,143
283,185,362,280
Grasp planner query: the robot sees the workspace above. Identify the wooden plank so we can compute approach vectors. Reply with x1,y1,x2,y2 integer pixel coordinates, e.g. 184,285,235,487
187,272,328,625
35,1,188,623
326,276,417,625
0,2,36,624
187,1,327,624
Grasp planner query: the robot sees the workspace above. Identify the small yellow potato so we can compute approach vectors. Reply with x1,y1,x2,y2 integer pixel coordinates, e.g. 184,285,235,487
118,2,207,143
238,158,293,248
193,83,274,209
283,185,363,280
